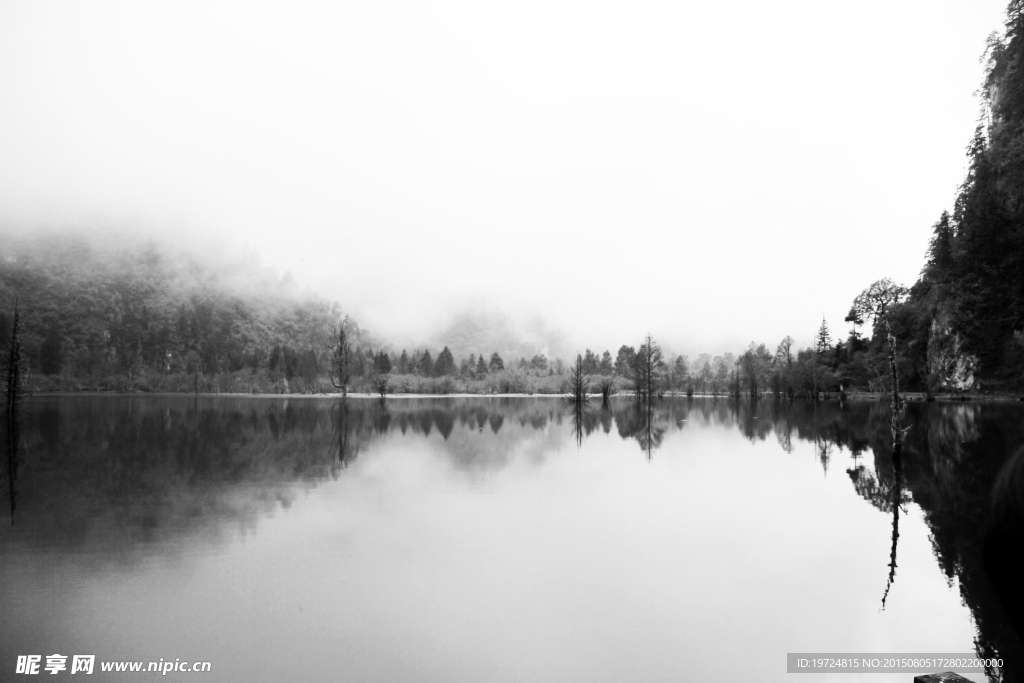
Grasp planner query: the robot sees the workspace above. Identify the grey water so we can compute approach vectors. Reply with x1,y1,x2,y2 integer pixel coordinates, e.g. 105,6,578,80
1,396,1022,682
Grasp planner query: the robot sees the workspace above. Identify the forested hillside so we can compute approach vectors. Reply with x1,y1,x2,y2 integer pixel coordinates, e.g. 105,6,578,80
0,230,364,392
898,1,1024,390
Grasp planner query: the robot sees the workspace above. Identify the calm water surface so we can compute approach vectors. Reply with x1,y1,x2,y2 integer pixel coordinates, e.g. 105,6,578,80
2,396,1022,682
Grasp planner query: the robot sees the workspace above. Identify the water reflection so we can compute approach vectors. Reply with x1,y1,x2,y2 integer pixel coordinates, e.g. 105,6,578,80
569,401,585,449
2,396,1023,681
2,409,19,524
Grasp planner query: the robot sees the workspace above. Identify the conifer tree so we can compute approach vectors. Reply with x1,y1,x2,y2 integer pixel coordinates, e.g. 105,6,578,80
434,346,455,376
418,350,433,376
926,210,954,279
815,317,832,357
488,352,504,372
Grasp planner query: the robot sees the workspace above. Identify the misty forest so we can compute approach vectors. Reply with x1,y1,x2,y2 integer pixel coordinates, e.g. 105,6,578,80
4,9,1024,399
5,40,1024,401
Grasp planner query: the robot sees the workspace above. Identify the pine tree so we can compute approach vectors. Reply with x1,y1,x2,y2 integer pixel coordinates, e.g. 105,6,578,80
673,355,688,391
434,346,455,376
926,210,954,279
418,350,433,376
488,352,504,372
614,345,636,376
815,316,832,357
476,354,488,376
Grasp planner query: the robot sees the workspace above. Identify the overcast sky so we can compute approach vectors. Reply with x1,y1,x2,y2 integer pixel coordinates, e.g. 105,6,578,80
0,0,1010,357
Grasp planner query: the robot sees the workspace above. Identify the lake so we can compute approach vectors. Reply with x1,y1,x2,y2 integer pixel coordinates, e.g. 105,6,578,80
2,395,1022,682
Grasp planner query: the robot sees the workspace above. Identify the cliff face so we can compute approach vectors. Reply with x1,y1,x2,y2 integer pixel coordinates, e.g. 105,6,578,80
927,303,980,391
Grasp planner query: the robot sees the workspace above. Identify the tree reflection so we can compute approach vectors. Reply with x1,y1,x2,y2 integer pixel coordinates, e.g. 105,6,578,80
330,401,358,473
611,401,666,458
3,411,18,524
570,402,585,449
5,395,1024,678
880,451,903,610
816,436,832,475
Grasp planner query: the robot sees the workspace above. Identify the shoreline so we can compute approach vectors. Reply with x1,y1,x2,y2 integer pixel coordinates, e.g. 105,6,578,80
24,390,1024,402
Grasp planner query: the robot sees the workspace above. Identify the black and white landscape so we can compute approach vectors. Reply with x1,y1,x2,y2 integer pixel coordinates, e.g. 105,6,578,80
2,1,1023,681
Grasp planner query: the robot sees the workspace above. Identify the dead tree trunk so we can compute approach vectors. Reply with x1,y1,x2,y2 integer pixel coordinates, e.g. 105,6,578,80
5,303,22,417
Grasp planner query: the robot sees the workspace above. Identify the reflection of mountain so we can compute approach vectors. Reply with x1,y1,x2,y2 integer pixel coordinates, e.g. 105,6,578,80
4,395,1023,679
1,396,575,561
623,397,1024,679
895,404,1024,683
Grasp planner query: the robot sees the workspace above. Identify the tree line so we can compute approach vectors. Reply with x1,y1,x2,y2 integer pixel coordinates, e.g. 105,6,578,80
0,230,938,398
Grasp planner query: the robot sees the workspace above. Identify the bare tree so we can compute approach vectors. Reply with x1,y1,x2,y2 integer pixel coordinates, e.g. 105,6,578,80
371,372,390,400
564,353,590,404
4,302,25,525
775,336,794,367
775,335,795,400
631,333,664,404
852,278,910,459
4,302,26,415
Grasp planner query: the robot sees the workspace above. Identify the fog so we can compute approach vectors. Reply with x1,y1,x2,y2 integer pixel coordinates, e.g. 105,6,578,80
0,0,1008,356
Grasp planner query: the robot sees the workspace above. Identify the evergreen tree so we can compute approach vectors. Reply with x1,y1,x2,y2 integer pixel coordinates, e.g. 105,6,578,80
815,317,832,357
418,350,433,376
599,350,613,375
614,345,636,376
582,349,598,374
673,355,688,391
926,210,954,279
476,354,488,376
434,346,455,376
489,352,504,372
397,350,409,374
